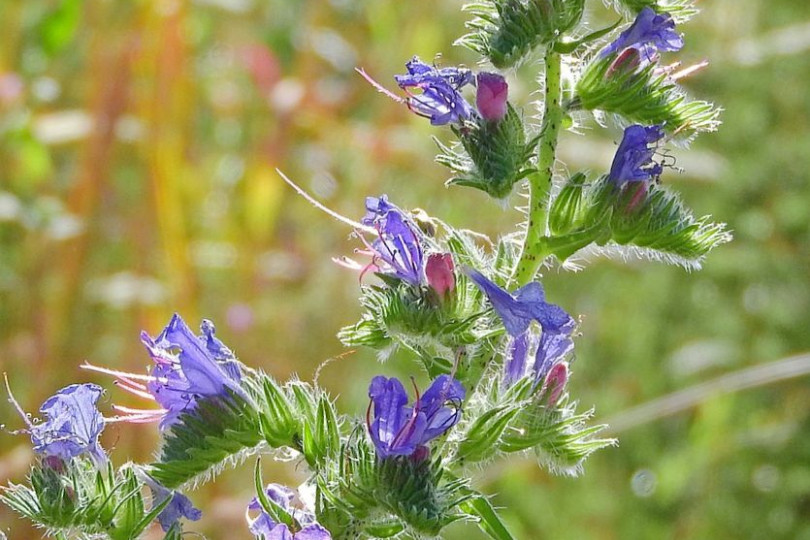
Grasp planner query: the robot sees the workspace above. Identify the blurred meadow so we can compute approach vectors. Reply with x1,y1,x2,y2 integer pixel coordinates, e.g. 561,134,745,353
1,0,809,538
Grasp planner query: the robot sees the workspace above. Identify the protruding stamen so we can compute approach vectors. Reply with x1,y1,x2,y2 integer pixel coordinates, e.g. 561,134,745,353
277,169,376,235
4,373,34,430
355,67,406,104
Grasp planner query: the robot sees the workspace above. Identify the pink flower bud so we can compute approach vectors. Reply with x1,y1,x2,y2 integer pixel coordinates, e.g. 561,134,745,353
425,253,455,299
476,72,508,122
543,362,568,405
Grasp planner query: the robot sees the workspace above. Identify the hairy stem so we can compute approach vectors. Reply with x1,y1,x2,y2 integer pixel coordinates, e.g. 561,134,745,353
513,50,563,286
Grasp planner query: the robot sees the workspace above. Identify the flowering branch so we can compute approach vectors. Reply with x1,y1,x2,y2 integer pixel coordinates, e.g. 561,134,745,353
1,1,729,539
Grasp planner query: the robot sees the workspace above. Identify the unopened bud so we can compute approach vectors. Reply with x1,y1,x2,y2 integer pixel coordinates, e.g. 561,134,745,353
543,362,568,405
476,72,508,122
425,253,455,299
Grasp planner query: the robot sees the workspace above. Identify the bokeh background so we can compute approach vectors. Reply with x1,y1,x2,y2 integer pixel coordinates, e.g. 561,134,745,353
1,0,809,538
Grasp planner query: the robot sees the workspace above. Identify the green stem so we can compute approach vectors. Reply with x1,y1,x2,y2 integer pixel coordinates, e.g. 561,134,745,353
513,49,563,286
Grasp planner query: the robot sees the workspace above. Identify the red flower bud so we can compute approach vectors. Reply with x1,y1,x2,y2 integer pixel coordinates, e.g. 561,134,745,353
476,72,508,122
543,362,568,405
425,253,455,299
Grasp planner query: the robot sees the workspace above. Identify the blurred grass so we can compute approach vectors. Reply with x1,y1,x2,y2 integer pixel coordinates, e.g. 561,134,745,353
1,0,808,538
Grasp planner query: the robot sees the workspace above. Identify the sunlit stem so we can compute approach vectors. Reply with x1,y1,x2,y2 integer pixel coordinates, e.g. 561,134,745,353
513,49,563,286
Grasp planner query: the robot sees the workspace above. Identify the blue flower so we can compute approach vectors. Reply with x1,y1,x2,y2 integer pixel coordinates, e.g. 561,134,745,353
144,476,202,532
466,269,575,387
247,483,331,540
533,331,574,381
466,269,574,338
601,7,683,65
367,375,464,459
608,124,665,188
361,195,424,286
83,314,246,430
394,56,474,126
503,328,574,388
8,382,107,465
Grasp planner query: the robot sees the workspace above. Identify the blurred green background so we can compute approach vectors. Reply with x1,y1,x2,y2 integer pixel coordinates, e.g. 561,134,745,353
1,0,808,538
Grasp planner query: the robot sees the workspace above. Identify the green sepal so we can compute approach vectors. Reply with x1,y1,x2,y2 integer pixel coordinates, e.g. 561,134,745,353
548,172,588,235
132,488,173,539
575,54,720,138
613,0,698,22
253,458,298,530
498,394,616,475
457,0,586,68
436,104,536,200
302,395,342,467
147,372,330,490
258,375,299,447
456,406,521,463
338,280,484,363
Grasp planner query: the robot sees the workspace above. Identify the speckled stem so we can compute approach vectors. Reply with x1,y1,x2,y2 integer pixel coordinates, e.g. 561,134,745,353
513,49,562,286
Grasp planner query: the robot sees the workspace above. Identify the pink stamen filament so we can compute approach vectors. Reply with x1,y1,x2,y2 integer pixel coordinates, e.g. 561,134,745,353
4,373,35,430
82,362,169,385
113,380,155,401
113,404,167,415
355,68,405,104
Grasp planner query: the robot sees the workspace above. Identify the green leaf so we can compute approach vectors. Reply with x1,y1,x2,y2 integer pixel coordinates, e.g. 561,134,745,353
461,495,517,540
553,18,623,54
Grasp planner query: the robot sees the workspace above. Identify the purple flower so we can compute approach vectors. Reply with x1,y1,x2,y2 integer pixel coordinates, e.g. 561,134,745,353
466,269,575,338
144,477,202,532
367,375,464,459
503,329,574,388
601,7,683,66
476,72,508,122
608,124,665,188
533,331,574,381
360,195,424,285
16,383,107,464
466,269,575,387
83,314,245,430
247,484,331,540
394,56,474,125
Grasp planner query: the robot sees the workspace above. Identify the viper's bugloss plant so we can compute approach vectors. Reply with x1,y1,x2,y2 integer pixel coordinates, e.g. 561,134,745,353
3,1,731,538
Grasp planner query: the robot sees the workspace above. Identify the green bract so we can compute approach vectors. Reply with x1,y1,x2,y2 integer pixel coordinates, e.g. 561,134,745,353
436,104,538,199
457,0,586,67
575,54,721,138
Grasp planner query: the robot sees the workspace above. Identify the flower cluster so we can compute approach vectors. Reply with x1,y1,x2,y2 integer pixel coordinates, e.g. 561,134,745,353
1,1,726,538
